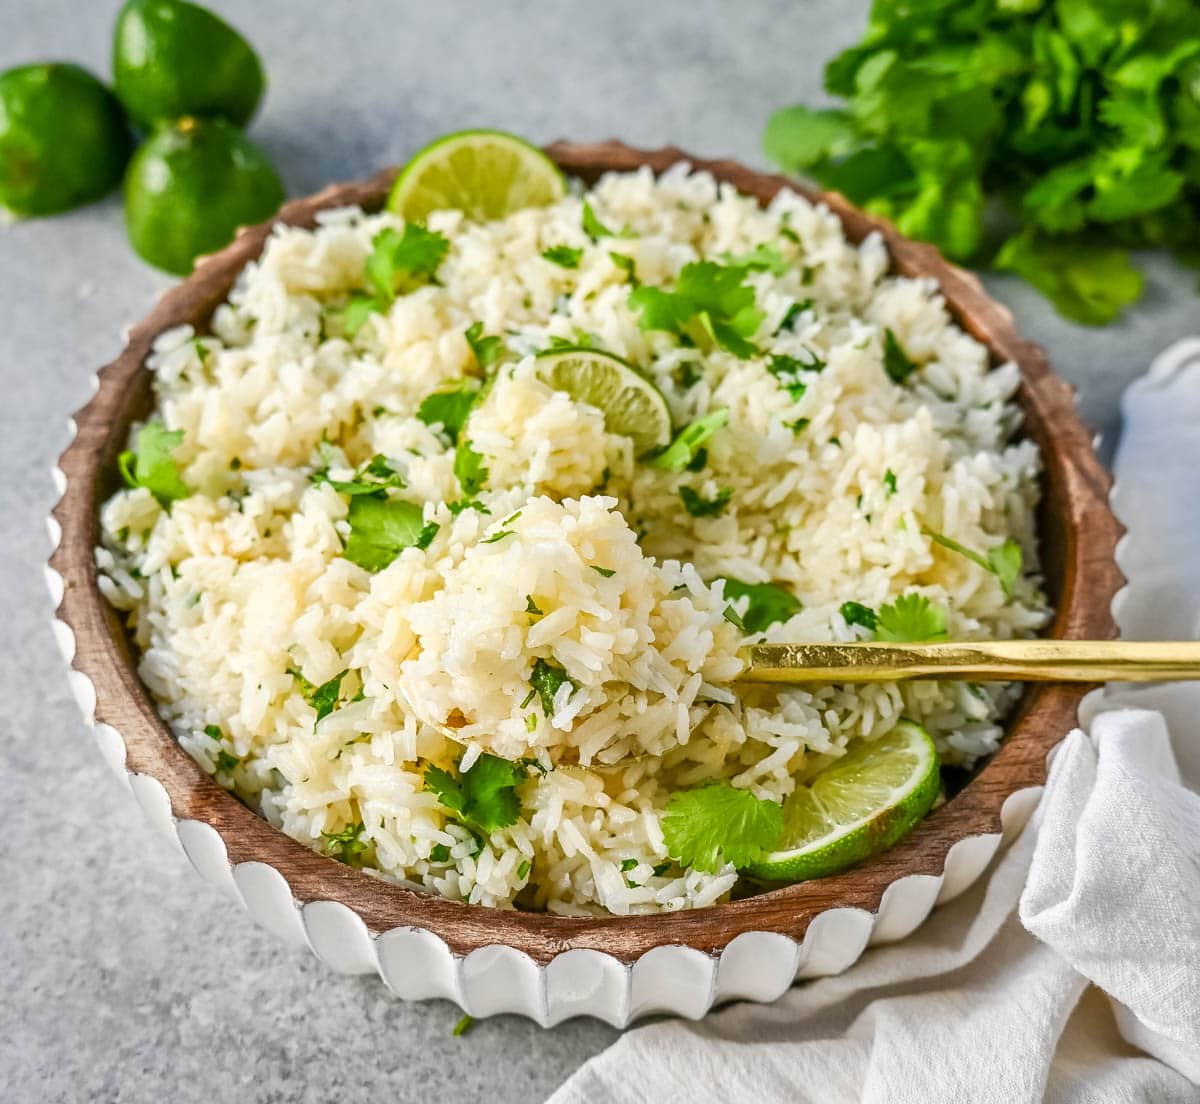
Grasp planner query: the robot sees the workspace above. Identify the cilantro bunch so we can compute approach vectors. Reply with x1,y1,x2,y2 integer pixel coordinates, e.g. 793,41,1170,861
763,0,1200,324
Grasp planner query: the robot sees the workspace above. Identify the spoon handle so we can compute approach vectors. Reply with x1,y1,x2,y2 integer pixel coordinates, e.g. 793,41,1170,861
738,641,1200,683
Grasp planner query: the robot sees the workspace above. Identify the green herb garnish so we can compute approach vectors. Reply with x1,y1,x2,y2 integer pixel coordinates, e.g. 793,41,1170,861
720,578,802,634
342,224,449,335
416,382,482,444
646,408,729,472
680,485,732,518
542,244,583,268
629,262,764,358
662,782,784,872
925,530,1023,597
529,657,574,717
118,421,189,506
840,600,878,631
453,439,488,496
424,754,525,834
876,593,948,643
342,496,430,571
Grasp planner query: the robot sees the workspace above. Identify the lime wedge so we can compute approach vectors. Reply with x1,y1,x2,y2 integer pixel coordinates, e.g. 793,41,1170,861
388,129,566,223
746,720,939,882
535,348,672,455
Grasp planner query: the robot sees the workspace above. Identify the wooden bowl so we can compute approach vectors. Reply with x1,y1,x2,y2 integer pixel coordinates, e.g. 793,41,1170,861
47,141,1123,1022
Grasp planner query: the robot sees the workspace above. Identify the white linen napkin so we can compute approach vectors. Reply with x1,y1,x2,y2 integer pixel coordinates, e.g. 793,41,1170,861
547,338,1200,1104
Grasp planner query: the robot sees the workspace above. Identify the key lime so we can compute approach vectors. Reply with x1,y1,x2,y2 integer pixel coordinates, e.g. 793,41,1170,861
113,0,265,129
388,129,565,223
535,348,672,455
746,720,939,882
0,63,131,217
124,116,284,274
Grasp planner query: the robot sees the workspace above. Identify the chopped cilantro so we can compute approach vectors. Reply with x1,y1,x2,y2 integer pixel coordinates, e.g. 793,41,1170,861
429,843,451,863
517,859,531,879
424,754,525,834
416,382,481,444
719,243,789,274
767,352,822,401
204,724,223,741
582,200,635,241
629,261,764,358
608,251,638,285
525,595,543,616
876,593,948,642
591,565,616,578
414,522,440,550
214,749,240,774
673,361,704,390
679,485,732,518
620,858,638,872
342,495,429,571
322,821,367,866
519,687,536,709
118,421,189,506
525,713,537,733
291,668,347,722
480,529,514,545
452,1015,475,1037
719,578,802,633
883,329,918,385
447,498,488,516
464,321,504,370
646,408,729,472
453,439,488,496
662,782,784,872
884,469,898,496
529,658,574,717
925,530,1023,597
788,417,810,434
685,446,709,472
652,862,672,877
840,600,878,631
313,452,406,496
542,245,583,268
343,225,449,335
777,299,814,333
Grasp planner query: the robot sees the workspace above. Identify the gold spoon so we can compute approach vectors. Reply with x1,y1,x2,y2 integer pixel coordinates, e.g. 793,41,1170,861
738,641,1200,683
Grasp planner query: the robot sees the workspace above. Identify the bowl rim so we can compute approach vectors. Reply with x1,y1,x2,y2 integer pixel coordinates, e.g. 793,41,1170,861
49,139,1124,964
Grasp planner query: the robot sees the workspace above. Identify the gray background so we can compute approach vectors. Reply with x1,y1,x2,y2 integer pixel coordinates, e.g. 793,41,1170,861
1,2,1195,1101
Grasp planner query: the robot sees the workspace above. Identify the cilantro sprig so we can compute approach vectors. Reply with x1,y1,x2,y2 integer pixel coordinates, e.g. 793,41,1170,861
119,421,189,506
720,578,802,634
416,381,482,445
629,262,765,358
662,782,784,872
762,3,1200,324
424,754,526,834
290,668,348,722
876,593,948,643
925,530,1023,597
647,408,729,472
342,224,449,336
342,496,435,571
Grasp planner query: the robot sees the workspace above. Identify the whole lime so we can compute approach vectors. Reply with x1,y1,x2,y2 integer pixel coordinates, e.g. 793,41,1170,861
113,0,265,129
0,63,131,217
124,116,284,274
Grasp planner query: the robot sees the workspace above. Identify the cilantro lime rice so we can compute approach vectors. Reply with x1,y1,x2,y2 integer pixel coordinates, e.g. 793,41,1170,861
96,164,1049,914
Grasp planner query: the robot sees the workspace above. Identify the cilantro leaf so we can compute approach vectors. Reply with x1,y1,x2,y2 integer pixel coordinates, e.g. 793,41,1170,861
453,439,488,496
529,658,574,717
883,469,898,496
416,381,481,444
679,485,732,518
925,529,1023,597
608,251,638,285
581,200,635,241
542,245,583,268
342,495,430,571
882,328,918,384
719,243,790,275
629,261,765,358
646,408,729,472
464,321,504,370
876,593,948,643
994,229,1144,327
767,353,821,401
763,104,860,172
118,421,189,506
291,668,348,722
322,821,368,866
719,577,802,633
662,782,784,872
840,600,878,631
424,753,524,834
342,225,450,335
313,452,406,496
364,224,449,301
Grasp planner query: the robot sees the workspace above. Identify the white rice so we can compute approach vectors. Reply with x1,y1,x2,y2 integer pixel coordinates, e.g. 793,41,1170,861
96,165,1049,915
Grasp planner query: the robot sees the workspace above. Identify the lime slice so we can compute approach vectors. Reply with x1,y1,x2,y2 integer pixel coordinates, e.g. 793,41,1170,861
388,129,566,222
746,720,939,882
535,348,672,455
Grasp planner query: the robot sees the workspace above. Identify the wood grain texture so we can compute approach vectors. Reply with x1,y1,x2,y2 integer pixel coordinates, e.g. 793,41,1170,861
49,142,1125,964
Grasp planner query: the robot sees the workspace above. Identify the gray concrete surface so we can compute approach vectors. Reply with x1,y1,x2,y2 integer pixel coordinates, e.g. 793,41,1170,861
0,2,1196,1101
